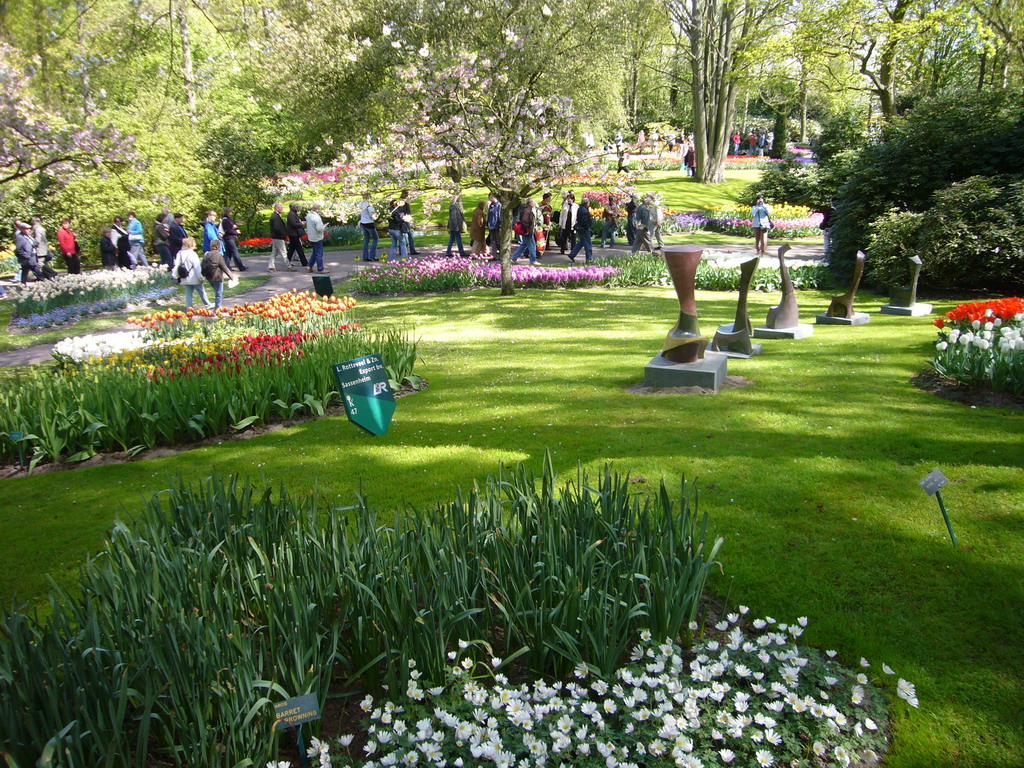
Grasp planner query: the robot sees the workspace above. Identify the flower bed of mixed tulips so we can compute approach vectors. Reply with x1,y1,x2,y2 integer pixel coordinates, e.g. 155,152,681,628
702,205,823,239
352,256,620,295
1,291,418,468
8,266,177,329
931,298,1024,395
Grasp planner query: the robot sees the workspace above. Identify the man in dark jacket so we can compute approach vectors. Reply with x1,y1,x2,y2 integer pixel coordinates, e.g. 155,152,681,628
14,222,43,282
445,196,467,257
285,202,307,270
486,193,502,261
399,191,419,255
168,213,188,260
220,207,247,271
154,211,173,270
268,202,287,271
99,228,117,270
567,200,594,264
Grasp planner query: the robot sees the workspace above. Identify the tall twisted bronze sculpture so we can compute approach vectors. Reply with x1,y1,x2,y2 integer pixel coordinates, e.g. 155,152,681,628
880,254,932,316
889,255,923,307
660,245,708,363
765,244,797,328
826,250,866,319
710,255,761,357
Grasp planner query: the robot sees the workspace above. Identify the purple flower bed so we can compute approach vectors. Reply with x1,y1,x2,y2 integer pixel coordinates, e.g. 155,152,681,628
9,286,180,329
352,255,619,295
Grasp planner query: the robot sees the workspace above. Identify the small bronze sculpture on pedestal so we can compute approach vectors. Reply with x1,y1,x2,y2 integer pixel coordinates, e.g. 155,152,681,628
889,255,923,308
711,256,760,356
661,245,708,363
826,250,867,319
765,244,797,328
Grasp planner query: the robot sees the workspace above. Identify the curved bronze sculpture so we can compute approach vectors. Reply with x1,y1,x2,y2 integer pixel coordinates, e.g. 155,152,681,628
889,255,923,307
661,245,708,363
826,250,866,318
711,255,760,356
765,244,798,328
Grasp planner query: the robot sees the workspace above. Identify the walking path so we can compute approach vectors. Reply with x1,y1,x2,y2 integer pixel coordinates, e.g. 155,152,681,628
0,241,824,368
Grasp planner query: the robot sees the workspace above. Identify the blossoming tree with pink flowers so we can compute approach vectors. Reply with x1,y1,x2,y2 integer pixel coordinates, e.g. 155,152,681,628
0,42,137,192
336,44,611,295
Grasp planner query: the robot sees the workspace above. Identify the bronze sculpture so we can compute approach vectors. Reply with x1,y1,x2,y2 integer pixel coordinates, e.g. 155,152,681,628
826,250,866,318
711,255,761,356
889,255,923,307
765,244,798,328
660,245,708,363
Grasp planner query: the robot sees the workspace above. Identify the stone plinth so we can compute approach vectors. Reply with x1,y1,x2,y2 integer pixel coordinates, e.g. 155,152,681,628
753,324,814,340
880,303,933,317
816,312,870,326
643,352,728,392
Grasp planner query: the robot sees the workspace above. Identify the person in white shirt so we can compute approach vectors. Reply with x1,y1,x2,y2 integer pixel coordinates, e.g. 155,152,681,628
172,237,213,309
357,193,379,262
305,202,327,272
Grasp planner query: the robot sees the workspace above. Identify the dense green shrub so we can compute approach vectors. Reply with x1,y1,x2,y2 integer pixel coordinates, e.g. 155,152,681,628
0,458,721,767
594,252,833,291
920,176,1024,291
828,90,1024,286
865,209,926,290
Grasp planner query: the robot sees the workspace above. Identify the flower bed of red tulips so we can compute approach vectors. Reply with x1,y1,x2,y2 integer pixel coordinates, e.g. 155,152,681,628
933,297,1024,327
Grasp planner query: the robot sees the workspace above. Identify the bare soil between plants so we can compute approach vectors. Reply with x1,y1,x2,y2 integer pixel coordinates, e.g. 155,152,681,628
0,380,427,479
627,375,755,396
911,370,1024,410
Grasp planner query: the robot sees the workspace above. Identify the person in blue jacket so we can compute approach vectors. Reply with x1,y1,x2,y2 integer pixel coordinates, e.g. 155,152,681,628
201,209,220,254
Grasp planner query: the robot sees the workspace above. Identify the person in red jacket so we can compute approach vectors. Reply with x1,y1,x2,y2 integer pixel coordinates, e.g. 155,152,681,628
56,218,82,274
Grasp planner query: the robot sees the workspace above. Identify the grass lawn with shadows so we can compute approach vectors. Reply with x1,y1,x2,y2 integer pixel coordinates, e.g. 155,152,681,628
0,285,1020,767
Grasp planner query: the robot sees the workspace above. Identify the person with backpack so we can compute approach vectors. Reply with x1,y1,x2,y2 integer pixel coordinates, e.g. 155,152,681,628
387,199,410,261
201,239,236,309
566,199,594,264
173,236,213,309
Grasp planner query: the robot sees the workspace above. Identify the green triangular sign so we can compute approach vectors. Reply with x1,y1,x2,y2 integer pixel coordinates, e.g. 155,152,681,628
332,354,396,436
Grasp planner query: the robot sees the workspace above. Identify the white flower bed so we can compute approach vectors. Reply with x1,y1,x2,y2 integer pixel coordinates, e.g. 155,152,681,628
51,331,148,363
269,613,918,768
9,266,171,307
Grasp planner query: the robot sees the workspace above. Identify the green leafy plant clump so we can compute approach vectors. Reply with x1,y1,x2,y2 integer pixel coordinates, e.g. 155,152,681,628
0,457,722,768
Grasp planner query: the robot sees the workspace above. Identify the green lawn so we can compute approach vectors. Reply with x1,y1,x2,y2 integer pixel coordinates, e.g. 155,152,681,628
0,284,1021,767
0,274,270,352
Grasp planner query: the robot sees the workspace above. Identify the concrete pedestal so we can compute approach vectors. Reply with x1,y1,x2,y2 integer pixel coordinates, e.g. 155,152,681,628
712,326,763,358
643,352,728,392
753,323,814,340
880,303,933,317
816,312,871,326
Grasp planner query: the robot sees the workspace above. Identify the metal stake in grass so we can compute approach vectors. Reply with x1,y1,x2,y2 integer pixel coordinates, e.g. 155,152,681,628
919,468,957,548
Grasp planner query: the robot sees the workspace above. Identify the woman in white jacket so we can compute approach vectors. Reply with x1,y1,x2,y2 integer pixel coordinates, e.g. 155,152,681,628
173,237,213,309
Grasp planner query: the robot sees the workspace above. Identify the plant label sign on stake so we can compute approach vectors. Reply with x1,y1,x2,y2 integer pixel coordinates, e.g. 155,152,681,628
7,431,25,468
333,354,396,436
919,468,958,548
274,693,321,768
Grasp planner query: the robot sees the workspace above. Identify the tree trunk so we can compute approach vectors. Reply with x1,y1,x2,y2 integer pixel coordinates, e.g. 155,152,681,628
178,2,197,115
74,0,93,116
799,64,808,142
770,110,788,159
497,193,521,296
